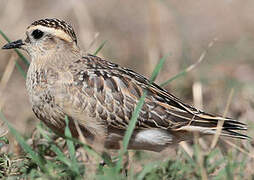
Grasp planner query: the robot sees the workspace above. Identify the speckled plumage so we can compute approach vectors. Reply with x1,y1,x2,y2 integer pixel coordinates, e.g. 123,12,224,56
2,18,248,152
29,18,77,44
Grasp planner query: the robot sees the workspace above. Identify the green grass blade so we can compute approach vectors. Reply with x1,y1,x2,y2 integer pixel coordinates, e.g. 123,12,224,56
122,92,147,150
65,116,76,160
14,59,27,78
137,161,163,180
64,116,80,175
115,55,167,172
149,54,168,82
115,91,147,172
160,39,216,87
160,70,186,87
0,29,30,66
65,135,102,160
37,124,73,168
93,40,107,56
0,111,48,173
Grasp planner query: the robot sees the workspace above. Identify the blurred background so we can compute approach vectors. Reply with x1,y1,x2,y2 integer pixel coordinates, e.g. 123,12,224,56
0,0,254,173
1,0,253,135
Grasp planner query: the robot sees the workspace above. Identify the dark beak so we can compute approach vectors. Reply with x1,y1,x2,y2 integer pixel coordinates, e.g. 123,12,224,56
2,39,24,49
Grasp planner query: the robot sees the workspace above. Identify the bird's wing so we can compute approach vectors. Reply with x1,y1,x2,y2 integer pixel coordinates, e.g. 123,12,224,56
64,54,247,139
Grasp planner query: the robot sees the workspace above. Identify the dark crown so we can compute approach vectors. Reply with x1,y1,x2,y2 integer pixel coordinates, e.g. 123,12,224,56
29,18,77,44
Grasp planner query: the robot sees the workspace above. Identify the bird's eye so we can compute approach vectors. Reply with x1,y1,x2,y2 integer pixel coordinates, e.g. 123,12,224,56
31,29,44,39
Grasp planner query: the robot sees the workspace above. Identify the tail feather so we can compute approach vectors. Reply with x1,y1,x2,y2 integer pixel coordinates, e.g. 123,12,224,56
176,116,249,140
222,129,249,139
163,98,249,139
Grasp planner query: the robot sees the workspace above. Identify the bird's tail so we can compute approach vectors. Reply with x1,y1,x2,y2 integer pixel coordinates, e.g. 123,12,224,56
175,112,249,139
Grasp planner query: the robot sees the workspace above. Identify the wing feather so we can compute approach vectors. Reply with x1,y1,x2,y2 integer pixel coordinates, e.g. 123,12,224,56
65,54,248,139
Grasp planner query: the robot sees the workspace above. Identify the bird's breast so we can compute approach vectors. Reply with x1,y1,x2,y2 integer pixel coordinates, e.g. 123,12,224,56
26,64,58,105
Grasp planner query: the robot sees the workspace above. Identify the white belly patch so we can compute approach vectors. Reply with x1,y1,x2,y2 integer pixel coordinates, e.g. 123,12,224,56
134,129,172,146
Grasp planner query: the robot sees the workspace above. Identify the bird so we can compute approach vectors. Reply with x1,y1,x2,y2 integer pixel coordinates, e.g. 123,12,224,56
2,18,248,152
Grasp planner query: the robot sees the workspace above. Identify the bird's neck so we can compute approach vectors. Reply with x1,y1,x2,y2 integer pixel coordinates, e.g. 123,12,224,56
26,46,81,96
29,46,82,71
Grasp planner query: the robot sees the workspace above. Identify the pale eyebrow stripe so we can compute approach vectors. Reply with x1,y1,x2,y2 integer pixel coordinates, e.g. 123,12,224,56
27,25,73,42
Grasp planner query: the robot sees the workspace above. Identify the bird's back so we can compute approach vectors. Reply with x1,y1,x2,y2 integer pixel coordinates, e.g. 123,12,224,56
67,54,248,141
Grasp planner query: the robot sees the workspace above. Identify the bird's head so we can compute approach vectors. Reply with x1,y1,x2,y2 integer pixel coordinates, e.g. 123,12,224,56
2,18,79,58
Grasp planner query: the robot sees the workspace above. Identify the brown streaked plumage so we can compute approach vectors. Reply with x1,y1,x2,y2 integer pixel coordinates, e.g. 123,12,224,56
2,18,248,152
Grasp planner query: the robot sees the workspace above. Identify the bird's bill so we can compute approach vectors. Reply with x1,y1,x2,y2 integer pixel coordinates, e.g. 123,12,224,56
2,39,24,49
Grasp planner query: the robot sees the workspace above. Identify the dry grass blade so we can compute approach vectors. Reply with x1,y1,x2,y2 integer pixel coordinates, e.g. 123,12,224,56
0,53,16,97
160,38,217,87
0,121,8,138
180,81,204,158
0,112,49,174
0,53,16,112
86,32,99,52
73,118,88,146
210,89,234,149
192,83,208,180
193,81,203,110
115,55,166,172
179,141,193,157
0,29,30,66
194,133,208,180
223,139,254,159
73,118,102,163
0,55,16,137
